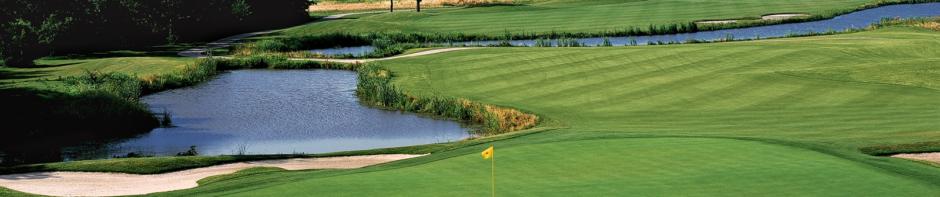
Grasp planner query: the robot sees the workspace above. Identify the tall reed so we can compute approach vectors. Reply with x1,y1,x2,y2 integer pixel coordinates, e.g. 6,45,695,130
356,63,538,134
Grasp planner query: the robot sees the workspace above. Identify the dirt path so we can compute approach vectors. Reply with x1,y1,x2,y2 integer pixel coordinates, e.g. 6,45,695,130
0,154,426,197
289,47,479,63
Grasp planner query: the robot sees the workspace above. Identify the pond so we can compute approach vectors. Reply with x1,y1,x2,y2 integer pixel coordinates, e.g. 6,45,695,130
58,70,470,161
317,3,940,54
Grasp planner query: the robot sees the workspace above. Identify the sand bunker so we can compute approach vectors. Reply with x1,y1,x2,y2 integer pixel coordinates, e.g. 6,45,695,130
0,154,426,197
697,20,739,24
289,47,478,63
891,152,940,163
762,14,809,20
698,14,809,24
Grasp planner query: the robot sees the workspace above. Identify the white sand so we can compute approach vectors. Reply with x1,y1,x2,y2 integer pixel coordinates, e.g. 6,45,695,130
697,14,808,24
0,154,426,197
892,152,940,163
762,14,809,20
697,20,739,24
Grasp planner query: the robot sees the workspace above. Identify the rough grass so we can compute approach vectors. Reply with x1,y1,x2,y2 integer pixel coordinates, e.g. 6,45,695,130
916,22,940,30
861,141,940,156
0,57,193,90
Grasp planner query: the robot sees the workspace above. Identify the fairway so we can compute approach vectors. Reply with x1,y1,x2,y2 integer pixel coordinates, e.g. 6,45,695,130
382,27,940,149
289,0,894,35
144,26,940,196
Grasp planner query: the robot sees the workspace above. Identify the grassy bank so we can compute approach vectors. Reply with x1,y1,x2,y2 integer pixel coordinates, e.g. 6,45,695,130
137,26,940,196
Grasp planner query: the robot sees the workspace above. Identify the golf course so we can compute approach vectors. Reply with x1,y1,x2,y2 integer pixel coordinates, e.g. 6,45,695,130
2,0,940,196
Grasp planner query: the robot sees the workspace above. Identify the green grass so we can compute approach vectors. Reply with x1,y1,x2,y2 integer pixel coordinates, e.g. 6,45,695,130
382,27,940,149
197,167,288,186
135,26,940,196
3,19,940,197
0,57,194,89
223,138,940,196
284,0,916,36
780,58,940,90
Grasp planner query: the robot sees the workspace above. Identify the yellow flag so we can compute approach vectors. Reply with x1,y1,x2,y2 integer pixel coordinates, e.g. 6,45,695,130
482,146,493,159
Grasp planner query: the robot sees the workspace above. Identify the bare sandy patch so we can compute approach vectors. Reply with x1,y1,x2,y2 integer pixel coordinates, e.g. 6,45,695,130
762,14,809,20
697,20,738,24
891,152,940,163
0,154,426,197
697,14,808,24
289,47,479,63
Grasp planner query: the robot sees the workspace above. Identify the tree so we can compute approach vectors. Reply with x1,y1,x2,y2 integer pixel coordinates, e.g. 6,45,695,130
0,0,313,67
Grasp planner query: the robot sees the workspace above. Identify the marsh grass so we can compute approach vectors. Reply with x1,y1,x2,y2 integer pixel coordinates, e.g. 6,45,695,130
356,63,537,134
63,70,142,101
160,108,173,127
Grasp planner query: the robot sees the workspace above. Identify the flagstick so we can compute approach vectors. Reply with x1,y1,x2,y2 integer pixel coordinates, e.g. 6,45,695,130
492,150,495,197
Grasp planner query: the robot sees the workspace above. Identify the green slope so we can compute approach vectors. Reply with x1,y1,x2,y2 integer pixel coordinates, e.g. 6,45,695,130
144,27,940,196
383,27,940,149
229,138,939,196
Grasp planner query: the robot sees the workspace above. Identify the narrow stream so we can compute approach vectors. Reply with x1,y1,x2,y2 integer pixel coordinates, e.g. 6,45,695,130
314,3,940,55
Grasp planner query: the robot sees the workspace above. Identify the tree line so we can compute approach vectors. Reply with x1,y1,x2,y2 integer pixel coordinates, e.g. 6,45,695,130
0,0,314,67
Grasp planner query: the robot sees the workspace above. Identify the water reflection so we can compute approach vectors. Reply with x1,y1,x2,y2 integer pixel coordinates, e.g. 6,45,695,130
13,69,469,162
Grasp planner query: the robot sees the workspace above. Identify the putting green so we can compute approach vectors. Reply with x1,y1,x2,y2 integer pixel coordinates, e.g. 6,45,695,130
229,138,940,196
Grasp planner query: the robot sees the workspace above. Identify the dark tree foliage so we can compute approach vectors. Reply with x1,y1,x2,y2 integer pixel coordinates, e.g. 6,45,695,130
0,0,313,67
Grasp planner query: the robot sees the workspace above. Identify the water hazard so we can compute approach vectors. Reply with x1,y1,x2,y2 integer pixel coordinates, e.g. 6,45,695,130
59,70,469,160
317,3,940,54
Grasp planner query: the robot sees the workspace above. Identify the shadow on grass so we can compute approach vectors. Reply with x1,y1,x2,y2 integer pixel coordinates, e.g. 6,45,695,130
38,42,208,60
0,88,159,167
0,70,54,81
